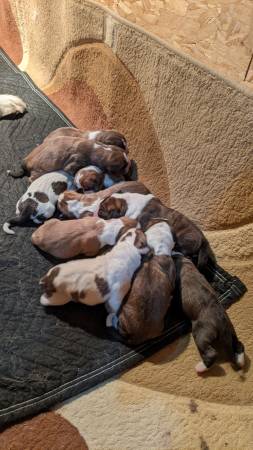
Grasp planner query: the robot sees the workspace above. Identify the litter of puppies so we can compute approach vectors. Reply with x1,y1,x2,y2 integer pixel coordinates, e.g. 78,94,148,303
4,124,245,375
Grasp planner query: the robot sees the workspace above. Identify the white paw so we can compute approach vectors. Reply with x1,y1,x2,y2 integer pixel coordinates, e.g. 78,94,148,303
235,352,245,368
0,95,27,118
195,361,208,374
106,313,118,329
40,294,51,306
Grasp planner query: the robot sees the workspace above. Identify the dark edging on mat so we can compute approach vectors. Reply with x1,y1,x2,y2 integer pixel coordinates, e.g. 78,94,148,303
0,48,247,428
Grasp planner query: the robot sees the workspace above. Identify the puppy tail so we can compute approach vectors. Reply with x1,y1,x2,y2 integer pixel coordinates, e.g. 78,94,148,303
3,208,32,234
231,332,245,369
197,239,216,270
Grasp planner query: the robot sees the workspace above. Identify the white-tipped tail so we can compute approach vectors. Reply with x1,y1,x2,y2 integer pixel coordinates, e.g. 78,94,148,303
195,361,208,374
3,222,15,235
235,352,245,368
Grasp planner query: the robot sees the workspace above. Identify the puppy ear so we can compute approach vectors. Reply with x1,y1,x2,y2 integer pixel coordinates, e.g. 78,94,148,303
134,229,148,250
119,198,128,216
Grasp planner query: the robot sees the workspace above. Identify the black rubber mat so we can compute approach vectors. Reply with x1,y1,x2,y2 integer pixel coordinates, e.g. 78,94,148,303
0,49,247,427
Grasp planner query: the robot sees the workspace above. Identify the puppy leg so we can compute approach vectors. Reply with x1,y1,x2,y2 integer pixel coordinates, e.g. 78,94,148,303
193,325,217,374
40,292,70,306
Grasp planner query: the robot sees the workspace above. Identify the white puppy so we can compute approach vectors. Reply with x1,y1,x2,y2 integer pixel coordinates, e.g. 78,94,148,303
39,227,150,327
0,95,26,118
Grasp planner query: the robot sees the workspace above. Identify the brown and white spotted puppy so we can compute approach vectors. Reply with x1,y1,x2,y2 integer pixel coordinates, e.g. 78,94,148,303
39,228,150,327
173,254,245,374
117,220,176,345
98,193,216,270
74,165,125,193
8,130,130,182
3,171,74,234
57,181,150,219
32,216,137,259
0,94,26,118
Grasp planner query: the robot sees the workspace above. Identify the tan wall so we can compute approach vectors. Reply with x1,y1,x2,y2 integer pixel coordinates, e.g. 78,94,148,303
10,0,253,232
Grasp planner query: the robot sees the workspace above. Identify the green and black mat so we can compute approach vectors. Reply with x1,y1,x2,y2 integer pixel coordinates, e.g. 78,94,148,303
0,48,247,427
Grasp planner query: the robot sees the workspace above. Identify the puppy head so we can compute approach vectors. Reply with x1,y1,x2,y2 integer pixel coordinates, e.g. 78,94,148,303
104,149,130,176
98,196,127,219
96,130,128,152
74,167,104,192
119,228,150,255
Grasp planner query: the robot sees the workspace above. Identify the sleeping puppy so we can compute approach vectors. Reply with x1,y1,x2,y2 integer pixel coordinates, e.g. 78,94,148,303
0,94,26,118
43,128,128,152
7,130,130,182
173,254,245,374
98,193,216,270
32,216,137,259
74,166,124,192
39,228,150,328
117,220,176,345
58,181,150,219
3,171,74,234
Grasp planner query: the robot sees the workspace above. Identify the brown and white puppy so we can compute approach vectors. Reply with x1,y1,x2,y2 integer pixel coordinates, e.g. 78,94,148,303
8,133,130,182
43,128,128,152
98,193,215,270
58,181,150,219
74,165,124,192
3,171,74,234
117,220,176,345
0,94,26,118
173,254,245,374
32,216,137,259
39,228,150,328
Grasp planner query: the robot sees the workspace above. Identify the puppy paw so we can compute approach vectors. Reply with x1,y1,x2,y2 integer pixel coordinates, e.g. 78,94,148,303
0,95,27,117
40,294,51,306
106,313,118,329
195,361,208,374
235,352,245,368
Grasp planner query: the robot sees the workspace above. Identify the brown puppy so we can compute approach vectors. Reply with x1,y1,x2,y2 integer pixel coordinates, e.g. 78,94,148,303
43,128,128,151
8,133,130,182
58,181,150,219
117,221,176,344
32,216,137,259
74,165,125,192
173,254,245,374
98,193,215,270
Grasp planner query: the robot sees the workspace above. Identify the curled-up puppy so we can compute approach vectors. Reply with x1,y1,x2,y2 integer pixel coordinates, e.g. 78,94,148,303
43,128,128,152
39,228,150,327
32,216,137,259
8,132,130,182
58,181,150,219
3,171,74,234
117,220,176,344
74,166,105,192
0,94,26,118
98,192,215,270
173,254,245,374
74,165,124,192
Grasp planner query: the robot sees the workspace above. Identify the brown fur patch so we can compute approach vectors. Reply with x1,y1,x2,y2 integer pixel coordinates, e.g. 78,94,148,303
134,229,147,249
52,181,68,195
98,196,127,219
34,191,49,203
71,291,80,302
95,275,110,297
40,267,60,297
